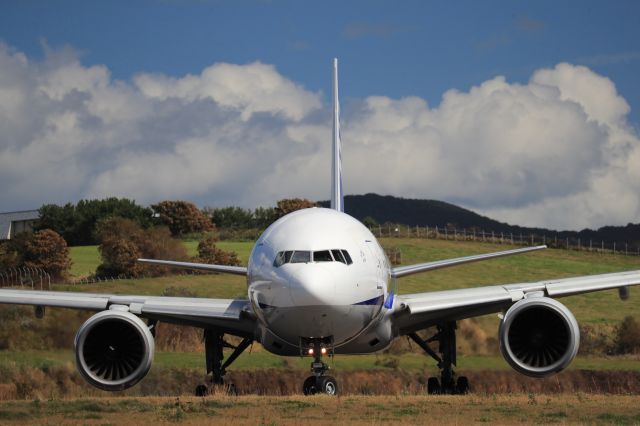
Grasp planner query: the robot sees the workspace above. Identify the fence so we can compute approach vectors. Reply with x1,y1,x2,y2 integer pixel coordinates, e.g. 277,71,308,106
371,223,640,256
0,267,51,289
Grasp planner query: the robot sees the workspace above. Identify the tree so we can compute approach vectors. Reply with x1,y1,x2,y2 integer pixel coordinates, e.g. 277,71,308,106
362,216,379,229
37,198,153,245
253,207,278,229
194,233,241,266
12,229,72,281
275,198,318,219
96,217,188,278
209,206,254,229
151,201,214,236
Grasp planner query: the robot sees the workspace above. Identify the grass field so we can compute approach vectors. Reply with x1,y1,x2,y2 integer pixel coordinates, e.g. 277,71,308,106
0,394,639,425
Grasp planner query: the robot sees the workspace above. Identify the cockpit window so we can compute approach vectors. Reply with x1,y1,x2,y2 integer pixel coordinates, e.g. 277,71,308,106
290,250,311,263
341,250,353,265
331,249,346,264
313,250,333,262
273,250,293,267
274,249,352,267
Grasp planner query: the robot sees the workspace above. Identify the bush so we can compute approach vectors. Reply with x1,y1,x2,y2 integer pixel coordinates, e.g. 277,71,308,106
613,316,640,354
193,233,241,266
275,198,317,219
96,217,188,278
151,201,214,236
2,229,72,281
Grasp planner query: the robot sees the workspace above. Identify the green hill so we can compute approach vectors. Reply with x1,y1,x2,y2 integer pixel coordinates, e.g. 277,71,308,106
319,193,640,248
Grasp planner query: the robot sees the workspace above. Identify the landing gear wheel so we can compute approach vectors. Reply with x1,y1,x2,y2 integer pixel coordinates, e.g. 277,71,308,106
427,377,440,395
456,376,469,394
318,376,338,395
303,376,317,395
195,384,209,397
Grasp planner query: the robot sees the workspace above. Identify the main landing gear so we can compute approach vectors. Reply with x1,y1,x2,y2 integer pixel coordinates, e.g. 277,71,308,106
409,321,469,395
195,329,252,396
302,339,338,395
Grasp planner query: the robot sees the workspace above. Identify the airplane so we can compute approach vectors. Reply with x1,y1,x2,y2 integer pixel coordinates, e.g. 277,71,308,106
1,58,640,396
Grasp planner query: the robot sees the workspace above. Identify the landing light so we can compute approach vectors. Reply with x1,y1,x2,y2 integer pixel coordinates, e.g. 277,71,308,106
321,347,327,355
308,348,314,355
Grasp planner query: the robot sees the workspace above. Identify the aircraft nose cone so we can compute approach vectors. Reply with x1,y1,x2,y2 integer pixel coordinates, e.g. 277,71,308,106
289,266,336,306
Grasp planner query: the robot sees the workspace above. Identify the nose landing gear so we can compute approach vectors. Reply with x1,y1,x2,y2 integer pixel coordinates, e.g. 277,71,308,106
301,339,338,395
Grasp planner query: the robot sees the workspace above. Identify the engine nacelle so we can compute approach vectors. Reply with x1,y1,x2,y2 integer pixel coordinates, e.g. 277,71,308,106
75,310,154,391
499,297,579,378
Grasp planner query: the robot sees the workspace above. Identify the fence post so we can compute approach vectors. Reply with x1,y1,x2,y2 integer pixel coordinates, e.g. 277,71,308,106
590,240,592,252
578,238,581,251
566,237,569,249
625,243,628,255
613,242,616,254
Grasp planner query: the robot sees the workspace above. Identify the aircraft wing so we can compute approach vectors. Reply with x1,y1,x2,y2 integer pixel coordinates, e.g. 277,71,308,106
391,245,547,278
393,270,640,335
0,289,255,336
137,258,247,276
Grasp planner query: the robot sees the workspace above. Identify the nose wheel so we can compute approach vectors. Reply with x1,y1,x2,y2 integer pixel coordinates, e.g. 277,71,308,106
301,339,338,395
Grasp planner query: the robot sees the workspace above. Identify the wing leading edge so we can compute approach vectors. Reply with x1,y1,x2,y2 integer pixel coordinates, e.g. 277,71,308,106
137,258,247,276
0,289,255,335
393,269,640,335
391,245,547,278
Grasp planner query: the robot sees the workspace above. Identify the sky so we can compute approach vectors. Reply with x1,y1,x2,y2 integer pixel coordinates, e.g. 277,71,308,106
1,0,640,231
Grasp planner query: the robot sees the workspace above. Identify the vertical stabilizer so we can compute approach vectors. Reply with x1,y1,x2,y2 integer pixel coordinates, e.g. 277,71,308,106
331,58,344,212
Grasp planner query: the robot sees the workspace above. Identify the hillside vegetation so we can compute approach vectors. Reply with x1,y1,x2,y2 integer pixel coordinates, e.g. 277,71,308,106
319,193,640,248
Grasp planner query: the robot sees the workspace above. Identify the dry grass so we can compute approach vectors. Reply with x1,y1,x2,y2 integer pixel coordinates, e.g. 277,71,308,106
0,394,639,425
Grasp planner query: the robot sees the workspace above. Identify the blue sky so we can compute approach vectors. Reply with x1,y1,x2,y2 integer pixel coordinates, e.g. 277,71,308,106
3,0,639,125
1,1,640,230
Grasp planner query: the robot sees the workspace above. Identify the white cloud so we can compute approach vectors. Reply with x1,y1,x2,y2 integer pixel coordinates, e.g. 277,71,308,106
0,43,639,230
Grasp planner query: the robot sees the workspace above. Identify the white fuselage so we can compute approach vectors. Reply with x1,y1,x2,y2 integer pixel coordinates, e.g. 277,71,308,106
247,208,395,355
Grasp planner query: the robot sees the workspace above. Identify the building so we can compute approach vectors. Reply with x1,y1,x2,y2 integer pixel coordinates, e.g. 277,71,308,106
0,210,40,240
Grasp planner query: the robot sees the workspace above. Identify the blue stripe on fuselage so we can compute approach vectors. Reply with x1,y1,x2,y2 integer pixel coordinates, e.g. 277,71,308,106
354,295,383,306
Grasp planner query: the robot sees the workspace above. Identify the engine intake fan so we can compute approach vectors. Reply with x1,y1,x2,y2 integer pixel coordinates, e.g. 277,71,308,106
75,310,154,391
499,297,579,378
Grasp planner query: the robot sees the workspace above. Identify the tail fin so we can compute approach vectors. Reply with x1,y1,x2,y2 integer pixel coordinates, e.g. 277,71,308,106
331,58,344,212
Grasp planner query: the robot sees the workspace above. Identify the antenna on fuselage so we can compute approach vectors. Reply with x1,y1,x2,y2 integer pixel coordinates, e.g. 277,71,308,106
331,58,344,212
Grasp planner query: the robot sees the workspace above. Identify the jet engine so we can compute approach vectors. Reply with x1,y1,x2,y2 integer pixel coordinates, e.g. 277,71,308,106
75,310,155,391
499,297,579,378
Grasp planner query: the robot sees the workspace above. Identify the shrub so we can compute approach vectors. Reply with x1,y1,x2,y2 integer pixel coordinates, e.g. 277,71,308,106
96,217,188,278
151,201,214,236
613,316,640,354
275,198,317,219
6,229,73,281
193,233,240,266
